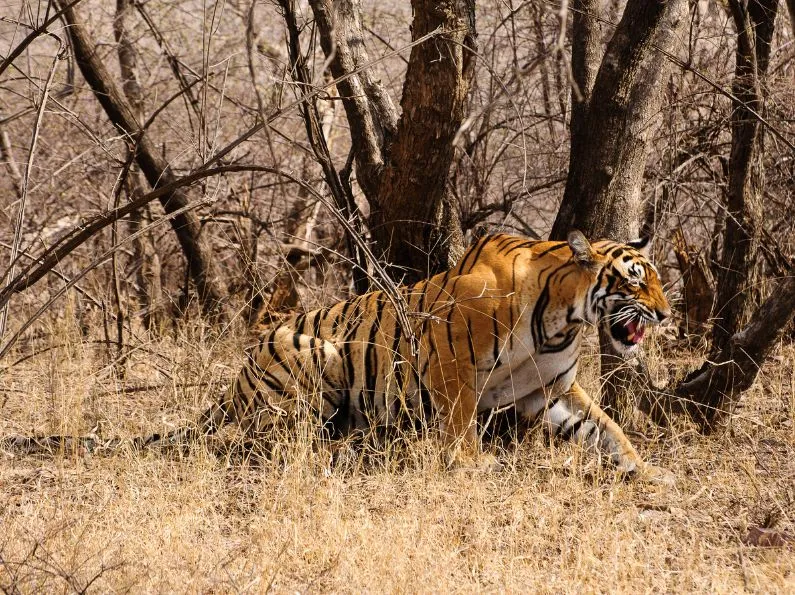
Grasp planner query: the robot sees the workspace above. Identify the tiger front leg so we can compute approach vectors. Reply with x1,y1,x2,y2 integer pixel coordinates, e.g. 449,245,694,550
537,381,673,484
432,379,502,473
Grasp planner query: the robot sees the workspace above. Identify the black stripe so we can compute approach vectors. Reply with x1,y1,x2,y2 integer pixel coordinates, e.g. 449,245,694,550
239,366,258,395
534,242,568,258
333,300,353,334
539,327,579,354
559,418,584,441
589,267,607,305
260,328,278,349
337,339,353,431
494,234,518,253
544,359,577,388
456,236,487,273
502,239,535,257
390,316,404,393
466,316,476,367
530,283,550,349
364,298,386,398
509,255,518,350
312,309,324,337
610,247,625,259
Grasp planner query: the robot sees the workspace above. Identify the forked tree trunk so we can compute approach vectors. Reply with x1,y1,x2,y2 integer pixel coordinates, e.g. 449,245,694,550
56,0,228,320
309,0,475,282
550,0,687,242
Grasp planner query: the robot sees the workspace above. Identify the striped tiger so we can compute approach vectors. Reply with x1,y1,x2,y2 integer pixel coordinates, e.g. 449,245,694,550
146,231,672,480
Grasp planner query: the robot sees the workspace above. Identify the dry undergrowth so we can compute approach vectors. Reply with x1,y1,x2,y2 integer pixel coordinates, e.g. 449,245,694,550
1,314,793,593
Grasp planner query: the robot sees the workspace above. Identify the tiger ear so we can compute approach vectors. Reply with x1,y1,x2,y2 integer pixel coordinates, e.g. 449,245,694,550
567,230,599,270
628,235,651,257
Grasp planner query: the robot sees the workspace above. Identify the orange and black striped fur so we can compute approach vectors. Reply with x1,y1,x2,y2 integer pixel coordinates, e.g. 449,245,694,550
147,231,672,478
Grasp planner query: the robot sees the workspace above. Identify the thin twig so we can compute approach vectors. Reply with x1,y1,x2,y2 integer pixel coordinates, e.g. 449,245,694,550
0,47,62,339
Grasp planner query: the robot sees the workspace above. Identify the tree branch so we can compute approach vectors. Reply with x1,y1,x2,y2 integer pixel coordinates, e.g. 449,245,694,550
55,0,228,319
676,274,795,432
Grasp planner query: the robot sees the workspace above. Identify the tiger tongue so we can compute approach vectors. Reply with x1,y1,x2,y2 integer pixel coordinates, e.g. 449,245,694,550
624,319,645,344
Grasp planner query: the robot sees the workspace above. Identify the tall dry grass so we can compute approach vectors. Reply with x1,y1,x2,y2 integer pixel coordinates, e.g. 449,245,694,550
1,313,793,593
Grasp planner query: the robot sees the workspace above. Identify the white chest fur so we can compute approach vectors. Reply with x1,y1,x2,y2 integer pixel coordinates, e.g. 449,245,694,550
476,325,583,411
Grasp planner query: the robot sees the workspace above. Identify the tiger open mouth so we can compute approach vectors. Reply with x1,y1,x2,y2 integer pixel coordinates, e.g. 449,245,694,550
609,313,647,346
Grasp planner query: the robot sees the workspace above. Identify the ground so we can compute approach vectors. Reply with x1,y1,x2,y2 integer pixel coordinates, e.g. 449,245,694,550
1,317,793,592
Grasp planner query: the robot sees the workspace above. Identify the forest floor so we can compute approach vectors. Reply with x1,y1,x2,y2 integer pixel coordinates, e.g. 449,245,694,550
1,316,793,593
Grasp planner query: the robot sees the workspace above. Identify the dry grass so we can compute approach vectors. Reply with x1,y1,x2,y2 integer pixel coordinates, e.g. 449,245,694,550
1,316,794,593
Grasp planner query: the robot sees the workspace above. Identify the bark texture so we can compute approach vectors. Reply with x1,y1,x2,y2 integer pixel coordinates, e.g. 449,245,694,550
711,0,777,351
309,0,475,282
569,0,601,143
550,0,688,241
57,0,227,319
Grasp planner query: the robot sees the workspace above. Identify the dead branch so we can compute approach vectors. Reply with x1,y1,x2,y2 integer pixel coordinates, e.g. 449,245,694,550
0,0,80,78
55,0,228,319
676,273,795,432
279,0,369,293
0,121,24,200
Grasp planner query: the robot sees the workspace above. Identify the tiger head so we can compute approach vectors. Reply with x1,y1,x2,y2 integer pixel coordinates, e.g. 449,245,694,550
568,230,672,355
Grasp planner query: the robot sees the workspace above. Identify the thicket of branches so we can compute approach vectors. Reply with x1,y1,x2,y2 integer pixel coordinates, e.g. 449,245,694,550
1,0,794,430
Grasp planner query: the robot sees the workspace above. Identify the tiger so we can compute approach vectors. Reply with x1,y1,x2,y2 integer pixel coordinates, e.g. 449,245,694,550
145,230,672,480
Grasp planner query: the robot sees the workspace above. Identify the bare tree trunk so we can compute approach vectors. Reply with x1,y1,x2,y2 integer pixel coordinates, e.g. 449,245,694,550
549,0,688,418
551,0,688,241
372,0,474,279
113,0,164,331
711,0,777,351
56,0,227,320
568,0,602,145
309,0,475,282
